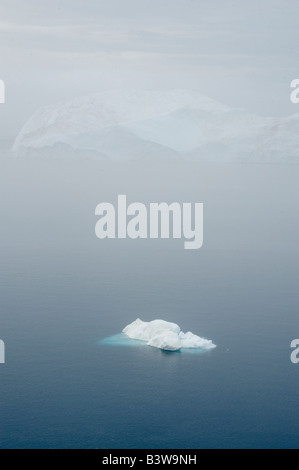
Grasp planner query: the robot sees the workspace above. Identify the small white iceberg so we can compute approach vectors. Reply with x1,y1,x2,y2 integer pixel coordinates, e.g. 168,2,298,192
122,318,216,352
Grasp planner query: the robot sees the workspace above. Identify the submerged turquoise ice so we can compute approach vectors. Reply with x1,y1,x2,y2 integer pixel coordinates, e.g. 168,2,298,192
99,333,146,348
99,334,215,354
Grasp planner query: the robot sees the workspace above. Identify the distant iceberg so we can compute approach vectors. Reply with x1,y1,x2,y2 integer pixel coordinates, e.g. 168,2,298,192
122,318,216,352
12,89,299,162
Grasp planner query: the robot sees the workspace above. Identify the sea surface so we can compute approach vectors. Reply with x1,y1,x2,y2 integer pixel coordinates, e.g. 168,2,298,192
0,156,299,448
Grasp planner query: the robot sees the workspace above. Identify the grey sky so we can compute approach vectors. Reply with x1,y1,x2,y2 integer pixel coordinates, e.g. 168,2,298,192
1,0,299,139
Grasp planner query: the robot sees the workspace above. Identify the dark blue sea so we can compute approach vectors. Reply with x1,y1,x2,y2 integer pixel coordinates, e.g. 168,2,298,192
1,158,299,448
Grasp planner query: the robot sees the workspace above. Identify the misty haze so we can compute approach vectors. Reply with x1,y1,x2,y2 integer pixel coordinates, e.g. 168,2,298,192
1,0,299,450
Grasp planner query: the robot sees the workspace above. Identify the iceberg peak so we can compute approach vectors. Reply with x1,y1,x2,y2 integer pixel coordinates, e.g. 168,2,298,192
122,318,216,352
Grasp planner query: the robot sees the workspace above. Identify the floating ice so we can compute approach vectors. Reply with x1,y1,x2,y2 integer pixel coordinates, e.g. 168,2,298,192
12,89,299,162
122,318,216,352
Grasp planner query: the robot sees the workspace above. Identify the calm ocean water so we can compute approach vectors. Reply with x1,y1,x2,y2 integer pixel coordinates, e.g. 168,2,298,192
0,158,299,448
